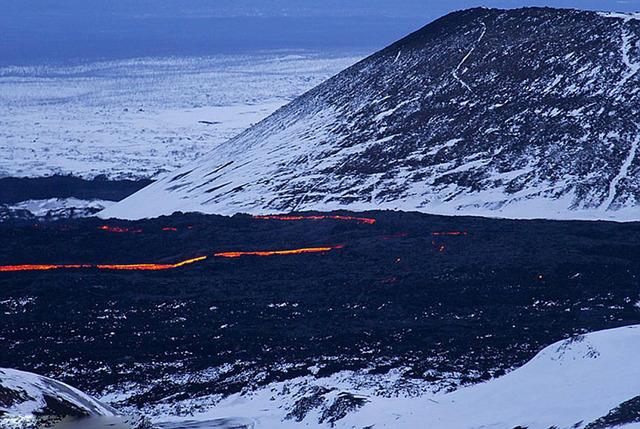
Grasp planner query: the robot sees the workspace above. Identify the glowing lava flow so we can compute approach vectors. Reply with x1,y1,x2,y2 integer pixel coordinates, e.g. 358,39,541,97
214,246,343,258
252,215,375,224
0,264,92,272
96,256,207,270
431,232,468,236
0,246,346,272
0,256,207,272
3,216,472,273
99,226,142,233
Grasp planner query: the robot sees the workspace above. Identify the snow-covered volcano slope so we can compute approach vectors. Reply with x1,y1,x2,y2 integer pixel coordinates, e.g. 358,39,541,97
156,325,640,429
103,7,640,221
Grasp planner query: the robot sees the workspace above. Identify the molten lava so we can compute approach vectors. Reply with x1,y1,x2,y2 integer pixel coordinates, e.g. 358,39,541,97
0,256,207,272
0,245,347,272
0,264,92,272
96,256,207,270
5,215,472,274
214,246,343,258
99,226,142,233
252,215,375,224
381,232,409,240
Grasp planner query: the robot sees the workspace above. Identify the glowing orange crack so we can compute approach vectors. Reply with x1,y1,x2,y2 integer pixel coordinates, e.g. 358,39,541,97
0,264,92,272
252,215,375,224
431,232,468,236
214,246,343,258
0,246,344,272
0,256,207,272
99,226,142,233
96,256,208,270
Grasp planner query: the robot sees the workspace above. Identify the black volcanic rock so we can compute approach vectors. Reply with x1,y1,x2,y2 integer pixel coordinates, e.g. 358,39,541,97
105,8,640,219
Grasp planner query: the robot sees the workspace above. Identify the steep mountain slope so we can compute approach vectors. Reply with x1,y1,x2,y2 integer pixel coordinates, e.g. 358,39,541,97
102,7,640,221
153,325,640,428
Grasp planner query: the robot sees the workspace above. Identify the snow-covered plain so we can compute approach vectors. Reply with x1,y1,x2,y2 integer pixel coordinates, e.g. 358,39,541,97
147,325,640,429
0,52,363,180
0,198,114,221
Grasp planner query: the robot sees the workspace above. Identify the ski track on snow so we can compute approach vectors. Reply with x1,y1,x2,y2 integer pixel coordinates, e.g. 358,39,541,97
451,22,486,95
603,126,640,210
620,23,640,87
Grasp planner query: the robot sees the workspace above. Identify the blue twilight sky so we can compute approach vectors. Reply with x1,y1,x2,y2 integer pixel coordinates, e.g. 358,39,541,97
1,0,639,65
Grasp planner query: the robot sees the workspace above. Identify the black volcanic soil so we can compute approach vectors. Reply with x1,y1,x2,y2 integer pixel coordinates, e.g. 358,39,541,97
0,175,152,204
0,211,639,408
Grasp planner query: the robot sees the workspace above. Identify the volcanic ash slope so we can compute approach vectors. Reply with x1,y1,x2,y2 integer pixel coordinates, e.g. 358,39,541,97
102,7,640,221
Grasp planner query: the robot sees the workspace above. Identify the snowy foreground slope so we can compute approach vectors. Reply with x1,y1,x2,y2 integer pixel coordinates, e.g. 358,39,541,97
153,325,640,429
0,368,151,428
0,368,114,417
103,7,640,221
6,325,640,428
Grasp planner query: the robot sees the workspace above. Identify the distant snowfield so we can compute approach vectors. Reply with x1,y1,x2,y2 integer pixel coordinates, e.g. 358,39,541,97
0,52,364,180
148,325,640,429
1,198,114,221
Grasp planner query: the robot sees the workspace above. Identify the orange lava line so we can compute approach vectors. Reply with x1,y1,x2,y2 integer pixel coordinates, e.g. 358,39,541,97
214,246,342,258
0,264,92,272
99,226,142,233
0,256,207,272
253,215,375,224
431,232,468,236
381,231,409,240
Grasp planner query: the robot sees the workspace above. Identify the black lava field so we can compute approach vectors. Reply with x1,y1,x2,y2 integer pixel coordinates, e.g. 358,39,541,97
0,211,639,408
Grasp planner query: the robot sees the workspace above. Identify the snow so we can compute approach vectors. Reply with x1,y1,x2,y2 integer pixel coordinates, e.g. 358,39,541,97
619,25,640,87
149,325,640,429
599,12,640,21
4,198,114,218
0,368,116,417
0,53,363,180
99,148,640,222
451,22,486,95
373,97,419,122
602,129,640,210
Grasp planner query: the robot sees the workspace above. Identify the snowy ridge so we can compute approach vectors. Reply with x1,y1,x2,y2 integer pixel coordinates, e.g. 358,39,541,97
148,325,640,429
0,368,116,418
102,7,640,221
